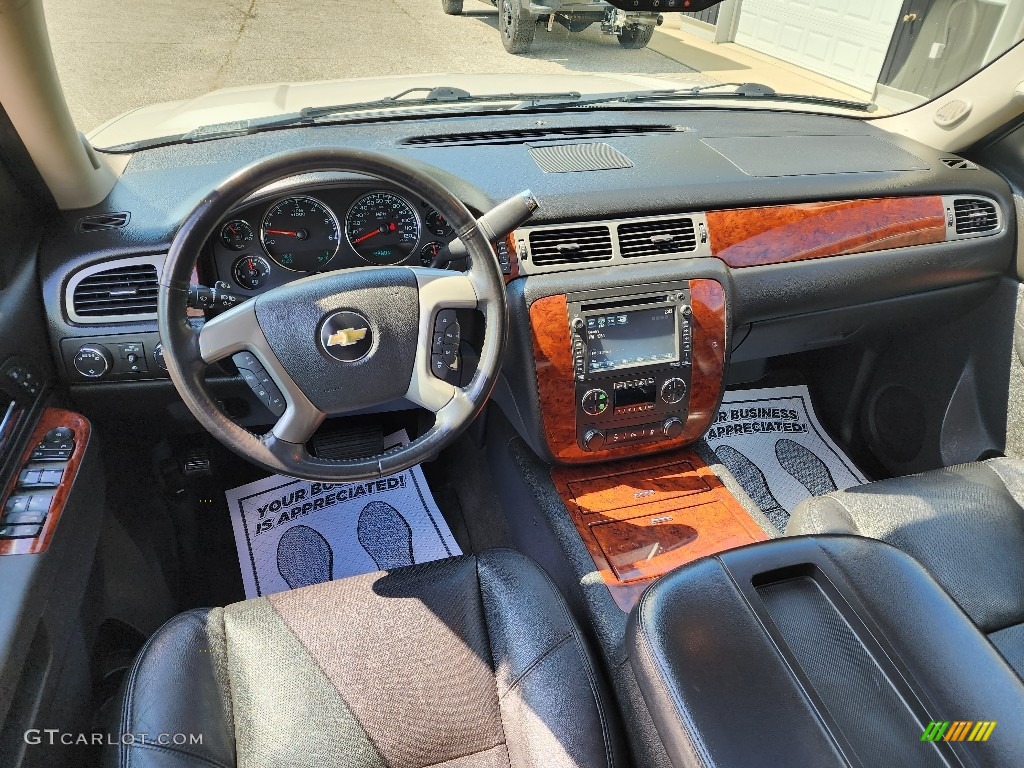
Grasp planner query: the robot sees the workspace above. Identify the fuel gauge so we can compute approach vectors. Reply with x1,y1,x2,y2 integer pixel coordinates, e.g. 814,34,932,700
220,220,254,251
232,255,271,291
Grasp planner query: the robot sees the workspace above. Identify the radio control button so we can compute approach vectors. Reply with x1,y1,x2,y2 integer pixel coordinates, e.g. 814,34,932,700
661,377,688,405
581,389,609,416
663,418,685,439
583,430,606,451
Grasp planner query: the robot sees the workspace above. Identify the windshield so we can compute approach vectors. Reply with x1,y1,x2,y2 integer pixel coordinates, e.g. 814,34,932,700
43,0,1024,149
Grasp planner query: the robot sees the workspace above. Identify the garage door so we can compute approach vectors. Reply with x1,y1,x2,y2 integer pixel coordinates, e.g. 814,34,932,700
735,0,904,91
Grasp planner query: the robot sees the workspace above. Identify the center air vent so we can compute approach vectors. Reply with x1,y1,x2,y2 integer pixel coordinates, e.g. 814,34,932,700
529,226,613,266
67,256,164,323
617,217,696,258
953,198,999,235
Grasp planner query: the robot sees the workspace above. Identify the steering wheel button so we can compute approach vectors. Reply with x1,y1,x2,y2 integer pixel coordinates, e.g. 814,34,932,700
435,309,456,329
232,352,260,371
442,323,460,343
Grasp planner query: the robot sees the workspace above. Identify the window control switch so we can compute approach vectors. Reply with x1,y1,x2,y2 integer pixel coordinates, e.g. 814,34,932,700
3,510,47,526
0,523,42,539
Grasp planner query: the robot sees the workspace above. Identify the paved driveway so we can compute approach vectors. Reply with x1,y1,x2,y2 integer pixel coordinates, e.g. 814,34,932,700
43,0,712,132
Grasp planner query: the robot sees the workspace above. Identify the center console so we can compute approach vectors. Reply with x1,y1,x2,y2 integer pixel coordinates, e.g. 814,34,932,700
530,278,726,464
627,536,1024,768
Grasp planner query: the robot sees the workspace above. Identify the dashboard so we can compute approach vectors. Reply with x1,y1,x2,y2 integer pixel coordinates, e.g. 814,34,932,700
206,185,460,296
33,107,1018,465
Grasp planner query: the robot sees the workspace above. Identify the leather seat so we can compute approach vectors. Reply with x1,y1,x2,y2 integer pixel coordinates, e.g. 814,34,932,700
787,457,1024,677
106,549,622,768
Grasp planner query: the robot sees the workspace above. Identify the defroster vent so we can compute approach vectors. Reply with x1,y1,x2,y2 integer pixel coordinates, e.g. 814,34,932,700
529,226,613,266
617,217,696,258
72,263,159,319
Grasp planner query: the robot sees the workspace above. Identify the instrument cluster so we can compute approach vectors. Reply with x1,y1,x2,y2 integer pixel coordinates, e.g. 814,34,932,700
207,185,457,295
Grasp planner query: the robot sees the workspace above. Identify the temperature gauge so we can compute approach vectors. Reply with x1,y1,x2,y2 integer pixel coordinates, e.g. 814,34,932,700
220,220,254,251
232,255,271,291
419,242,447,268
425,208,454,238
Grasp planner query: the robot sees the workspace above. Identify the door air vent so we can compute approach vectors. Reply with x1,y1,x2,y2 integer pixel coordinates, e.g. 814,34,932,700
66,255,165,323
953,198,999,235
617,217,696,258
402,125,681,147
529,226,613,266
76,212,130,232
940,157,978,170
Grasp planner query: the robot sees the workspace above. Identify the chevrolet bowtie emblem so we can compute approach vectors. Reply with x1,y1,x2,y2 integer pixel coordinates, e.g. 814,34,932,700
326,327,368,347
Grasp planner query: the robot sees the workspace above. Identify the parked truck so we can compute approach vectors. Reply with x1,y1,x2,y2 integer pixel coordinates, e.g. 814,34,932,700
443,0,664,54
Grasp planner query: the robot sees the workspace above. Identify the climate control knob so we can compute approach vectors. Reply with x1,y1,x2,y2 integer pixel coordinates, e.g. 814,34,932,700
581,388,609,416
661,377,687,405
73,344,113,379
662,418,685,440
583,429,606,451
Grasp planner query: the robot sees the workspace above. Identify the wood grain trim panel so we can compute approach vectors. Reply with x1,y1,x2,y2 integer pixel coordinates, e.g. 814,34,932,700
706,196,947,268
529,279,727,464
502,232,520,282
552,450,769,612
0,409,90,556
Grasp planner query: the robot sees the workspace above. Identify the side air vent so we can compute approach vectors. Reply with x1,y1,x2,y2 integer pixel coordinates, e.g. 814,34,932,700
76,212,130,233
529,226,613,266
953,198,999,235
402,125,682,147
940,157,978,170
617,217,696,258
66,255,165,323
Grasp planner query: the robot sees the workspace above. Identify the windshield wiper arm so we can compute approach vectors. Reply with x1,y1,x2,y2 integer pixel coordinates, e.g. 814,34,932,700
532,82,876,113
298,86,583,120
177,87,585,143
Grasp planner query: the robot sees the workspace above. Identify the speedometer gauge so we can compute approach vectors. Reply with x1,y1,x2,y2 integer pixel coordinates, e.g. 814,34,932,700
260,196,340,271
345,192,420,264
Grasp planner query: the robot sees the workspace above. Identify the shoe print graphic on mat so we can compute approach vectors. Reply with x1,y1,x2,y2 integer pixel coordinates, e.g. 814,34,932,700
277,524,334,589
358,501,415,570
714,444,789,532
775,438,838,497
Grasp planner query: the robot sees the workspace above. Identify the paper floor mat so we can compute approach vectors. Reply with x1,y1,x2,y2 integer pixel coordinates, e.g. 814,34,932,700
226,430,460,598
705,385,867,532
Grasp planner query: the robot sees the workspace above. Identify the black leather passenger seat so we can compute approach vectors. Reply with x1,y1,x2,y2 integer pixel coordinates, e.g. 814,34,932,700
787,457,1024,677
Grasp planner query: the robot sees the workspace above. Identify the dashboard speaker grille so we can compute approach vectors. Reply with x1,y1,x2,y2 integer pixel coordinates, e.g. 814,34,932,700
953,198,999,235
617,217,696,258
940,157,977,170
529,226,613,266
528,143,633,173
72,263,159,318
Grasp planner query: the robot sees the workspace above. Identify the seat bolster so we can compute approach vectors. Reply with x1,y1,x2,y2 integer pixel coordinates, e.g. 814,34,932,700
107,608,236,768
787,496,861,536
477,549,622,768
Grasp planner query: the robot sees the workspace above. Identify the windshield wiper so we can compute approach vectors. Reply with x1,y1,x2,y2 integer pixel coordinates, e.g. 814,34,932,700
528,82,877,113
176,87,584,144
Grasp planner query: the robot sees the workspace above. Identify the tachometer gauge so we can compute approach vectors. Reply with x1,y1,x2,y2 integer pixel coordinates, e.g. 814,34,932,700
220,220,254,251
346,192,420,264
232,255,271,291
424,208,454,239
260,196,340,271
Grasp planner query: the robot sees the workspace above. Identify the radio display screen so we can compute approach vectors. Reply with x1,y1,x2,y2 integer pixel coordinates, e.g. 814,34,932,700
586,306,678,373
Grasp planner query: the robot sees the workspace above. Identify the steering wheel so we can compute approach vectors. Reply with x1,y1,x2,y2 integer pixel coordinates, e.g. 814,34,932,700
159,148,507,482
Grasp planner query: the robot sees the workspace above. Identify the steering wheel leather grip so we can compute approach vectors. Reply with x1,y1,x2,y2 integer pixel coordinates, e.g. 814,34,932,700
159,148,508,482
